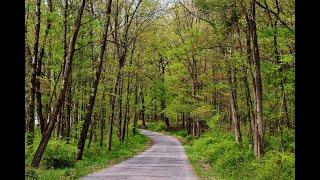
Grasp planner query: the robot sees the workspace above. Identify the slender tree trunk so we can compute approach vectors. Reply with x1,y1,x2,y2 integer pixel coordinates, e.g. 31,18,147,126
191,51,198,136
132,81,139,136
227,62,242,145
27,0,41,146
74,0,113,160
93,116,97,143
281,86,290,128
56,110,61,138
35,54,45,137
74,101,79,139
186,113,191,134
240,0,258,152
153,100,157,122
241,17,255,143
164,116,171,129
250,0,264,158
66,80,71,143
160,100,165,122
56,0,69,140
87,116,94,148
196,119,200,138
116,73,123,140
244,72,254,143
61,0,71,143
124,37,136,140
122,76,131,141
126,115,130,140
60,102,66,138
192,118,196,137
31,0,87,167
107,72,120,151
99,83,107,147
182,112,185,129
159,56,171,128
140,91,146,127
43,40,52,123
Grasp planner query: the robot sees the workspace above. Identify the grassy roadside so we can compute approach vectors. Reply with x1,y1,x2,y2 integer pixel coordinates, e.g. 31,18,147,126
143,121,294,180
25,129,153,180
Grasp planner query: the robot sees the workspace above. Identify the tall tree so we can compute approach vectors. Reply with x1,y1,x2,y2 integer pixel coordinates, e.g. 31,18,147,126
31,0,88,167
74,0,113,161
249,0,264,158
27,0,41,146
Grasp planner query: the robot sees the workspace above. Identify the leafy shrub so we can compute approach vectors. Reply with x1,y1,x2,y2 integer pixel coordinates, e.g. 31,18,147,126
146,121,166,132
25,167,38,179
185,135,193,141
176,130,188,137
81,144,105,163
265,128,295,153
255,150,295,180
206,113,225,130
282,128,295,153
42,139,78,169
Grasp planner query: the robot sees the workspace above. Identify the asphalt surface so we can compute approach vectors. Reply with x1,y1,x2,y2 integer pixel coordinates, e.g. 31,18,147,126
80,129,198,180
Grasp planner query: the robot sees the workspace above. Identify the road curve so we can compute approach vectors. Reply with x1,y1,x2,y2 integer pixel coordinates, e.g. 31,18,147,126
80,129,198,180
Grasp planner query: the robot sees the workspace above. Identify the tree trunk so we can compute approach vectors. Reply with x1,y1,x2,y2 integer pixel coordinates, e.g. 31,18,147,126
56,111,61,138
182,112,185,129
27,0,41,146
66,81,71,143
87,116,95,148
186,115,192,134
74,101,79,139
116,73,123,140
140,91,146,127
56,0,69,140
281,86,290,128
107,71,120,151
31,0,87,167
35,57,45,137
243,18,255,144
122,76,131,141
192,118,196,137
60,102,66,138
196,118,200,138
159,56,170,128
153,100,157,122
227,62,242,145
243,71,254,143
74,0,113,160
249,0,264,158
99,83,107,147
132,81,139,136
160,100,165,122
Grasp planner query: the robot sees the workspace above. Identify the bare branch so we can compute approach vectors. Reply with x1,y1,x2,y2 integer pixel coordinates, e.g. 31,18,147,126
177,0,216,28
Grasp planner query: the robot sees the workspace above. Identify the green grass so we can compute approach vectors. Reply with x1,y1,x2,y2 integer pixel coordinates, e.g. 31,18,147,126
25,127,152,179
144,120,295,180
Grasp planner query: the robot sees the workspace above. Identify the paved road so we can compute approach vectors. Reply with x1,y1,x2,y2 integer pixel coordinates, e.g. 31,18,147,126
80,129,198,180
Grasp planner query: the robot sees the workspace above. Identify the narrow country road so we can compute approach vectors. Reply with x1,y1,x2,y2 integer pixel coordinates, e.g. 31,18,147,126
80,129,198,180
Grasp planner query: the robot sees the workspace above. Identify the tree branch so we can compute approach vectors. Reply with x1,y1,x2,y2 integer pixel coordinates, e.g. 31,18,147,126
255,1,294,35
177,0,216,28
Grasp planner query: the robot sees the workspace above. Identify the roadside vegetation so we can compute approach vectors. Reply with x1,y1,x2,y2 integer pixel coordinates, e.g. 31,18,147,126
144,117,294,180
25,127,152,179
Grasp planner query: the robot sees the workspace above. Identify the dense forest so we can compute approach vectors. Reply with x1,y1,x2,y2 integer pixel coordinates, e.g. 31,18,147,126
25,0,295,179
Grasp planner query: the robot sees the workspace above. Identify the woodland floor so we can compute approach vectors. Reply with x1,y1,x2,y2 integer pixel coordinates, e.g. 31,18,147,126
80,129,198,180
